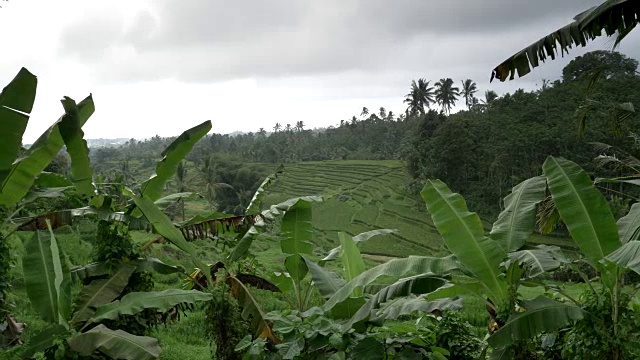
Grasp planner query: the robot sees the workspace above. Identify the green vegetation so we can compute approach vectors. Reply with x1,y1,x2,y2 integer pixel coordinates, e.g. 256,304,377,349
2,1,640,358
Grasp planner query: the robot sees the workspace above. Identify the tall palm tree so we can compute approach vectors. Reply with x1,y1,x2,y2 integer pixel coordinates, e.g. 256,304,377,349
461,79,478,109
285,124,292,132
258,127,267,137
434,78,460,114
387,110,395,122
360,107,369,119
404,78,434,116
295,121,305,132
484,90,498,105
273,123,281,132
378,107,387,119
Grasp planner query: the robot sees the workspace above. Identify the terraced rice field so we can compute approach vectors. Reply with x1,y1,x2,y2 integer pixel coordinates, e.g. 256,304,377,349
261,160,447,258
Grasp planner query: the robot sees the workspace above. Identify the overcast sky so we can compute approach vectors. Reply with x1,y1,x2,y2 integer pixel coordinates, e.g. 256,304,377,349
3,0,640,142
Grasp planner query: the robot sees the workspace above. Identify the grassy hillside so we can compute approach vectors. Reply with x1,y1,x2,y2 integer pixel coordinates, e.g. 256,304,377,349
260,160,449,258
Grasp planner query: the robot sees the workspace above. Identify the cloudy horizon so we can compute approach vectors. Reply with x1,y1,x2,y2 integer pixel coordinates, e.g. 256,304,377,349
3,0,640,143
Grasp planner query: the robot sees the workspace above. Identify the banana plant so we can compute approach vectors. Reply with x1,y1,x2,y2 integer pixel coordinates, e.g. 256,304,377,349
182,195,322,344
21,221,212,359
0,68,95,346
484,156,640,359
413,166,593,359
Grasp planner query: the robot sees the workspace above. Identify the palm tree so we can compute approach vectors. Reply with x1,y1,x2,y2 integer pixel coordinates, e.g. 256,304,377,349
461,79,478,109
198,156,233,211
378,107,387,119
295,121,305,132
273,123,281,132
258,127,267,137
360,107,369,119
285,124,292,132
403,78,434,116
434,78,460,114
386,110,395,122
491,0,638,82
484,90,498,105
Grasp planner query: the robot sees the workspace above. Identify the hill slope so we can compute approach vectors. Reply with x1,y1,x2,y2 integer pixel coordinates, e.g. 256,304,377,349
262,160,448,258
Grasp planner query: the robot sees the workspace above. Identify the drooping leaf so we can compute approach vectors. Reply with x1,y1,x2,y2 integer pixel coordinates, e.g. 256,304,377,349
0,95,94,206
339,232,365,282
542,156,620,266
324,256,458,311
141,121,211,201
58,96,94,197
426,280,486,301
303,257,346,299
133,257,185,275
322,229,397,261
124,188,197,255
487,296,584,348
88,289,212,324
246,164,284,214
228,226,259,262
0,68,37,185
71,264,136,326
88,289,211,323
505,245,567,278
605,240,640,275
67,324,160,360
421,180,508,305
227,274,280,343
375,295,463,321
341,275,447,330
617,203,640,244
154,192,199,210
491,0,640,82
71,262,112,282
280,198,313,256
490,176,546,252
22,223,71,326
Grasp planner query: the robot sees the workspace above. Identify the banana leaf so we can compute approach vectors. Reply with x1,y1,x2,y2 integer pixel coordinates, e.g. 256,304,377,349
141,120,211,201
67,324,160,360
88,289,212,324
487,296,583,348
617,203,640,244
0,68,37,185
324,255,458,311
422,180,508,305
71,264,136,326
228,274,280,344
22,223,71,326
605,240,640,275
303,257,346,299
542,156,620,267
0,94,94,206
490,176,546,252
58,97,94,197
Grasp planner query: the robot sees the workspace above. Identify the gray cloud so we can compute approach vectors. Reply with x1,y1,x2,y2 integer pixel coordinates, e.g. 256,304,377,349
56,0,625,86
